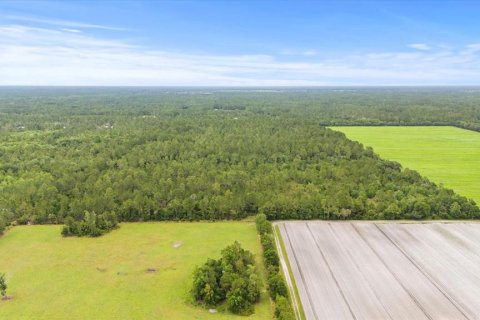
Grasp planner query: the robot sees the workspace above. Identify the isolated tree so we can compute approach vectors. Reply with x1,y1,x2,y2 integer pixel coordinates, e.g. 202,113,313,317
0,273,7,298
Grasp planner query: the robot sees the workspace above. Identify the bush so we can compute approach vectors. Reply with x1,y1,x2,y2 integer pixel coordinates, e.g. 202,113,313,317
0,273,7,298
256,214,272,235
0,217,5,235
260,234,279,268
264,248,280,267
261,233,275,250
268,274,288,300
275,295,295,320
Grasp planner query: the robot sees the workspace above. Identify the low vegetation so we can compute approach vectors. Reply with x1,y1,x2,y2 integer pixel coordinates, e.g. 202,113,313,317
0,273,7,299
0,216,5,235
256,214,295,320
192,241,261,315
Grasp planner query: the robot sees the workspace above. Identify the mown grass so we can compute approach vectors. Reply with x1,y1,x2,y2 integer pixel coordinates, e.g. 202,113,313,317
334,126,480,204
0,222,273,320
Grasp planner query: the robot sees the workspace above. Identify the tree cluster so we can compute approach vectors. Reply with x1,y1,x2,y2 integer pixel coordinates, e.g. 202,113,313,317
192,242,261,315
256,214,295,320
61,211,118,237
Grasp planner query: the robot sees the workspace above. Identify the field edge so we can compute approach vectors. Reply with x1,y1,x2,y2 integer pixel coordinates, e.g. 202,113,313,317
273,224,306,320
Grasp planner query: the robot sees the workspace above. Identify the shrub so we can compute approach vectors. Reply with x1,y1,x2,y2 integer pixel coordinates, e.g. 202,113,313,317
0,273,7,298
268,274,288,300
264,248,280,267
255,214,272,235
0,217,5,235
275,295,295,320
261,233,275,250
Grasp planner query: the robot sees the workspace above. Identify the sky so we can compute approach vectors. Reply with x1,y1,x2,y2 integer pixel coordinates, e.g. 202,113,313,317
0,0,480,86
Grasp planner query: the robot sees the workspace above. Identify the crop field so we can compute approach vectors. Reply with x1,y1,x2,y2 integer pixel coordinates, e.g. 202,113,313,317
334,126,480,204
278,221,480,320
0,222,273,320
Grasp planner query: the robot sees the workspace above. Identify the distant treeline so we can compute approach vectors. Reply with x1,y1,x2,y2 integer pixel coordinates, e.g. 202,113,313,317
0,87,479,228
2,87,480,131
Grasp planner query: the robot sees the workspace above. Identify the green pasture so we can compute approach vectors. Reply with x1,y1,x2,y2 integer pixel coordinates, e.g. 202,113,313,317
334,126,480,204
0,223,273,319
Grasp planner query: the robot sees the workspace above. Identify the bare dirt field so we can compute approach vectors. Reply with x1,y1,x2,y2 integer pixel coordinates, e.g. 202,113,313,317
278,221,480,320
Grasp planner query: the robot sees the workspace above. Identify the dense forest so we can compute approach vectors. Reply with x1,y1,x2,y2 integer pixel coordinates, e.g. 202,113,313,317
0,87,479,229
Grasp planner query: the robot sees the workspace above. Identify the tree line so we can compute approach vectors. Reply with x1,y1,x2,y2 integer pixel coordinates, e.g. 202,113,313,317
256,214,295,320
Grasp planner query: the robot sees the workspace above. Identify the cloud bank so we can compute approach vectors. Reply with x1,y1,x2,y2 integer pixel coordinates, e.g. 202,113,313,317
0,23,479,86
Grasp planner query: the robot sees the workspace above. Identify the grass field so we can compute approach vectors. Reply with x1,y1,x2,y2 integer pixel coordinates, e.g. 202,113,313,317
334,126,480,204
0,222,273,320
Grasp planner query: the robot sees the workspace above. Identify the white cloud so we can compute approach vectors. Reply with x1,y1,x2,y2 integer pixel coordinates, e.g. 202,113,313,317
0,24,479,85
408,43,432,51
280,49,318,56
60,28,82,33
0,14,125,31
303,49,318,56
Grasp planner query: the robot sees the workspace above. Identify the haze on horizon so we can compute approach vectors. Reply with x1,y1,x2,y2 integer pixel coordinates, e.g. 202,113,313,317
0,0,479,86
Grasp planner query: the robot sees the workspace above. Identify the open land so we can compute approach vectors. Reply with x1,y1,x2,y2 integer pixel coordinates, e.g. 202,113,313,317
333,126,480,204
0,222,273,320
278,221,480,320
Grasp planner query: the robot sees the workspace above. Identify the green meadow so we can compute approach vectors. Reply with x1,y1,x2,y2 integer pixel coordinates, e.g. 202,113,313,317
0,223,273,320
334,126,480,204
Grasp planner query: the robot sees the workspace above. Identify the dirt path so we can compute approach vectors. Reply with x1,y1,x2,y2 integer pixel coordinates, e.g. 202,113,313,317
273,223,303,320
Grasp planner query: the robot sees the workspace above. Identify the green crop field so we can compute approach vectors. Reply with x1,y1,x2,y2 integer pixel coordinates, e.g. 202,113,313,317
0,222,273,320
334,126,480,204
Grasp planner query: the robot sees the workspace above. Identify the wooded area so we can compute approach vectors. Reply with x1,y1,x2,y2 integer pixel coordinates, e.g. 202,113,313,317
0,87,479,229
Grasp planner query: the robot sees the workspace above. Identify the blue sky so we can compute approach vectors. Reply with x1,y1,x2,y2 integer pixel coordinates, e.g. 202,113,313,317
0,0,479,85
